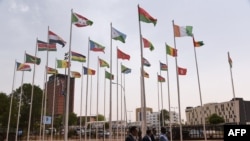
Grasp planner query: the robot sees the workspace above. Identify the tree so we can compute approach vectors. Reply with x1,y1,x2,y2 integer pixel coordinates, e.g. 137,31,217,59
68,113,78,126
159,109,169,126
97,114,105,121
207,113,225,124
0,92,12,127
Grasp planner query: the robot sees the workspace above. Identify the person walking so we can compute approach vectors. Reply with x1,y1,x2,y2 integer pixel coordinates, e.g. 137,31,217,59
142,129,152,141
150,128,157,141
125,126,138,141
159,127,169,141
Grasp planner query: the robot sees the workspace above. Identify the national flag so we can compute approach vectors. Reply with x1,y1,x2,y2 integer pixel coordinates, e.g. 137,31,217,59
142,37,154,51
16,62,31,71
71,71,81,78
99,58,109,68
178,67,187,75
89,40,105,53
143,70,149,78
105,70,114,80
160,62,168,71
48,30,66,47
25,53,41,65
174,24,193,37
72,12,93,27
56,60,69,68
83,66,95,75
71,51,86,62
142,57,150,67
111,27,127,43
166,44,177,57
117,48,130,60
158,75,165,82
121,64,131,74
192,36,204,47
37,40,57,51
138,6,157,26
228,52,232,68
47,66,58,74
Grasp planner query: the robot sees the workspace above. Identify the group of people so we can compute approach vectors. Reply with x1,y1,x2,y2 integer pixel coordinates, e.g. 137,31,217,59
125,126,169,141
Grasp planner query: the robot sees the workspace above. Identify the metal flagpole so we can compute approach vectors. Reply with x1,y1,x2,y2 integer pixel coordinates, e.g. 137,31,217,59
96,57,100,141
104,70,106,141
80,65,84,141
193,37,207,141
85,37,90,141
120,63,123,141
123,73,127,137
50,59,57,140
159,67,164,127
6,60,17,141
109,23,113,141
172,20,183,141
157,73,161,134
116,46,119,140
89,75,93,138
39,66,46,140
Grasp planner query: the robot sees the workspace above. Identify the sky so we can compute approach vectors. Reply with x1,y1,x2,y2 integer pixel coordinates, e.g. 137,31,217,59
1,0,250,123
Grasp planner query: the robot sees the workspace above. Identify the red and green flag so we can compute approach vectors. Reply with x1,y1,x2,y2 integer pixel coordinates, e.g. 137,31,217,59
25,53,41,65
37,40,57,51
160,62,168,71
72,12,93,27
158,75,165,82
71,51,86,62
142,37,154,51
166,44,177,57
138,6,157,26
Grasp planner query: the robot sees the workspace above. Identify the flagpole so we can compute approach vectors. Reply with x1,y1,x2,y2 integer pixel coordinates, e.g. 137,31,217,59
27,38,38,141
80,64,84,141
104,70,106,141
165,45,172,141
39,66,46,140
50,59,57,140
157,73,161,135
123,73,127,138
159,66,164,127
120,62,123,141
109,23,113,141
15,52,26,141
137,4,146,135
193,38,207,141
172,20,183,141
90,75,92,117
6,60,17,141
96,56,100,141
116,46,119,140
85,37,90,141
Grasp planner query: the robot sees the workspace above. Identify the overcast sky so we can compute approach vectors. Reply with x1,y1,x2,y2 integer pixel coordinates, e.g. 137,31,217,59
1,0,250,122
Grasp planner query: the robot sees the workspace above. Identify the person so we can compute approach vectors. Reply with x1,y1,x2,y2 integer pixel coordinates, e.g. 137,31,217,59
150,128,157,141
138,128,142,141
159,127,169,141
125,126,138,141
142,129,152,141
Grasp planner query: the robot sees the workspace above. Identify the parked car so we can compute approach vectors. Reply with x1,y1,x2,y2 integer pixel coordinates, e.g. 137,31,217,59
98,130,110,138
75,128,84,135
189,129,203,138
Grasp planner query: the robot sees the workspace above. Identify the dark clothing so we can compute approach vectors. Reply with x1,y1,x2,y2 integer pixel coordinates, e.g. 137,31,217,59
142,135,152,141
150,134,156,141
126,134,137,141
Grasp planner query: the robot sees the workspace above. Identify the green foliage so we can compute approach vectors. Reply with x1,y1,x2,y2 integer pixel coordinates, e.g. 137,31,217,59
208,113,225,124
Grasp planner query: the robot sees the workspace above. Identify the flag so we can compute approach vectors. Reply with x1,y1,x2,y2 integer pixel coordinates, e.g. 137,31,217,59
111,27,127,43
83,66,95,75
72,12,93,27
160,62,168,71
228,52,232,68
174,24,193,37
25,53,41,65
142,37,154,51
48,30,66,47
117,48,130,60
178,67,187,75
166,44,177,57
105,70,114,80
138,6,157,26
192,36,204,47
142,57,150,67
99,58,109,68
47,66,58,74
121,64,131,74
71,51,86,62
71,71,81,78
158,75,165,82
37,40,57,51
57,60,69,68
16,62,31,71
89,40,105,53
143,70,149,78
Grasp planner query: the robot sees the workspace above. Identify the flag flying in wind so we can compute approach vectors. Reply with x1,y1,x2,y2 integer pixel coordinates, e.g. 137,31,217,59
99,58,109,68
16,62,31,71
83,66,96,75
117,48,130,60
178,67,187,75
111,27,127,43
89,40,105,53
25,53,41,65
174,24,193,37
160,62,168,71
71,51,86,62
71,71,81,78
142,37,154,51
48,30,66,47
143,70,149,78
138,6,157,26
57,59,69,68
71,12,93,27
47,66,58,74
166,44,177,57
121,64,131,74
158,75,165,82
37,40,57,51
192,36,204,47
142,57,151,67
228,52,232,68
105,70,114,80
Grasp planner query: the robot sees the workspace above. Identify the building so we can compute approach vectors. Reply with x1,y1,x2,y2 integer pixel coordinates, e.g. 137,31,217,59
169,111,179,124
185,98,250,125
135,107,153,122
46,74,75,116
